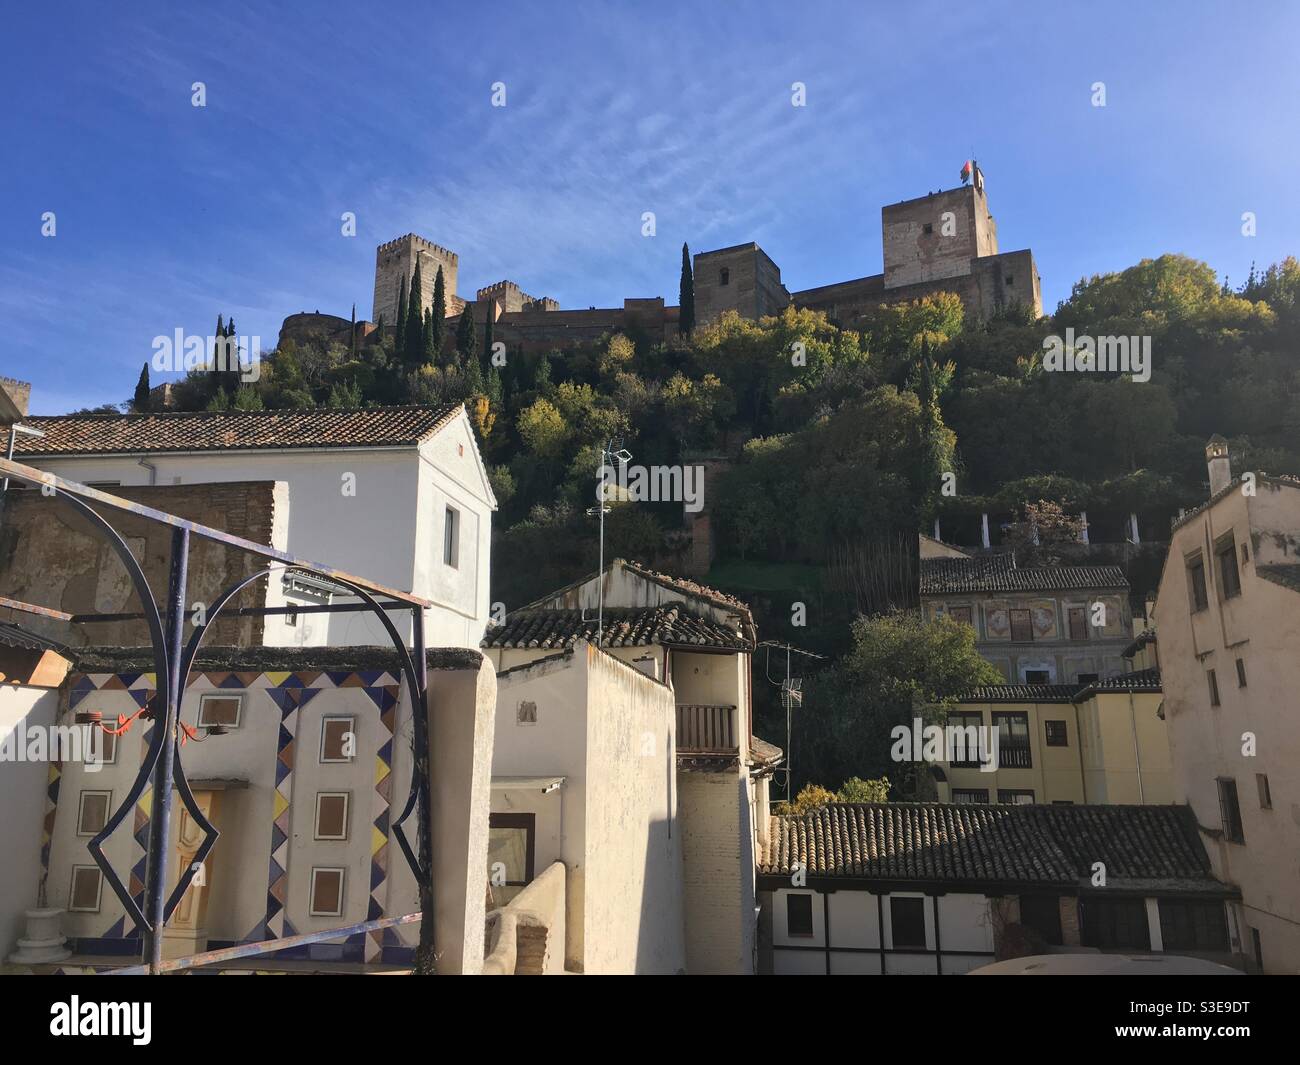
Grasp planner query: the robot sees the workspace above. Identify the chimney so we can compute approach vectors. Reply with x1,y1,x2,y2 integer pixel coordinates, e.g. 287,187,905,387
631,654,660,681
1206,435,1231,496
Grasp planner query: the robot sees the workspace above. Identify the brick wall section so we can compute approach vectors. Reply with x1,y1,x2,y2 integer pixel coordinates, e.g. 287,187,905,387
1060,896,1082,946
678,770,753,973
514,924,549,975
0,481,279,648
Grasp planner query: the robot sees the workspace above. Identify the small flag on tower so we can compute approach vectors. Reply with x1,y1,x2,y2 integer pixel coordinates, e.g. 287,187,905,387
960,160,973,184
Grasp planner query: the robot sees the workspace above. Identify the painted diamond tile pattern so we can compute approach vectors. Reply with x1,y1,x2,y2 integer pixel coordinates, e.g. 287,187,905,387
62,668,406,958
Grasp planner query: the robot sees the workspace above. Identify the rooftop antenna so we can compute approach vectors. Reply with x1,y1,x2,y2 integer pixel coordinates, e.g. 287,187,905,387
757,639,826,801
586,439,631,647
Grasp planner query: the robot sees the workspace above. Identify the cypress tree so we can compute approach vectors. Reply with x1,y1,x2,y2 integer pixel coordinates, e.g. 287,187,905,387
483,306,495,365
431,266,446,357
423,309,436,365
394,273,408,348
404,261,424,366
456,305,477,365
533,352,553,395
210,314,226,396
133,363,151,413
462,343,484,397
224,316,243,397
679,242,695,335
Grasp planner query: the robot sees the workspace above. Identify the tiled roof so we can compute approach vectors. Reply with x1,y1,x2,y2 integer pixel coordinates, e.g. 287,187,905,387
1258,563,1300,595
960,684,1079,704
1087,667,1162,693
749,735,784,766
0,621,69,654
617,560,754,619
481,605,749,651
14,404,463,456
920,555,1129,595
960,669,1162,705
759,802,1228,894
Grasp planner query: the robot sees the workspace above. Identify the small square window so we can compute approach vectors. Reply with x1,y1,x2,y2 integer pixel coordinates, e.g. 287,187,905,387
320,716,356,763
998,789,1036,804
1256,773,1272,810
1235,658,1247,688
922,222,934,235
77,791,112,836
890,896,927,949
951,789,989,803
719,267,730,286
517,700,537,725
1044,720,1068,747
1240,543,1249,564
1005,274,1015,286
197,694,242,729
69,865,104,912
786,893,813,937
1207,669,1221,707
309,867,345,917
314,792,350,841
1025,669,1051,685
444,505,460,568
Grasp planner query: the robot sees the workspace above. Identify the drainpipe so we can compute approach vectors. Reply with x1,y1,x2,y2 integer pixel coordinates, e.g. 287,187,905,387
1073,700,1088,804
138,458,158,485
1128,690,1145,803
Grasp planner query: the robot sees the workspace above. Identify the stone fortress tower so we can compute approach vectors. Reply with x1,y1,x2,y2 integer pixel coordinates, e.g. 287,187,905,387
372,234,462,329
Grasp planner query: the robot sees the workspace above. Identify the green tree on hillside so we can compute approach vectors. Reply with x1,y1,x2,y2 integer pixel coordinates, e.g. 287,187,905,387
431,265,446,357
792,611,1001,797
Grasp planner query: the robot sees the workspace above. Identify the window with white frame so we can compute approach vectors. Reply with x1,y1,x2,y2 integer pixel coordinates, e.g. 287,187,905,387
320,716,356,763
443,505,460,568
314,792,350,841
77,791,112,836
69,865,104,912
197,693,242,729
309,867,345,917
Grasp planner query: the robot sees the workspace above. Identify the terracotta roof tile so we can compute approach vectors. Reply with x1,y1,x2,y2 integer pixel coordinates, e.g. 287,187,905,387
15,404,463,456
481,605,749,651
759,802,1226,893
920,555,1129,595
1257,563,1300,595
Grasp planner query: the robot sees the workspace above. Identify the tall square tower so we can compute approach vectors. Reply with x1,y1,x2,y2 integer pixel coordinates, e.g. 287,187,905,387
372,235,459,329
882,181,998,290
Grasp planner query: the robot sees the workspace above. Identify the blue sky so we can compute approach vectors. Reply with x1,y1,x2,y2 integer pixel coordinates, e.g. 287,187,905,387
3,0,1297,415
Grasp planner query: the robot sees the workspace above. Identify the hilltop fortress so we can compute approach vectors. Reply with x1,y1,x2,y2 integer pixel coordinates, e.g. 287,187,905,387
279,165,1042,354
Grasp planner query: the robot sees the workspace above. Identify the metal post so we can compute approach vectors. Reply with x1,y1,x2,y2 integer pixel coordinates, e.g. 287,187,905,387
597,443,606,648
409,606,435,971
144,525,188,973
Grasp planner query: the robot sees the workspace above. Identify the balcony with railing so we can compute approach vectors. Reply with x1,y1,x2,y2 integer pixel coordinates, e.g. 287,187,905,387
676,703,739,755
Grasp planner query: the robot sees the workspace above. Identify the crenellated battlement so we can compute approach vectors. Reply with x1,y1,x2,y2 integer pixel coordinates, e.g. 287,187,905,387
0,376,32,417
375,233,459,261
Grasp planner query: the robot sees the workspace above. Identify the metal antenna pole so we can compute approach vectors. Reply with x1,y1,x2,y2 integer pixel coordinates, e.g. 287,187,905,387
597,441,607,647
